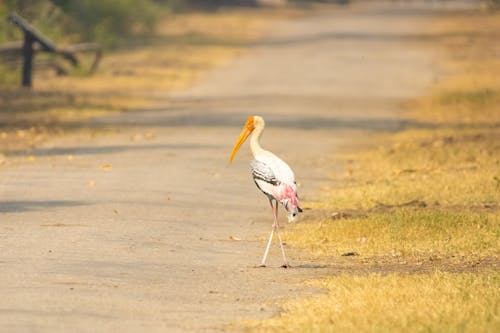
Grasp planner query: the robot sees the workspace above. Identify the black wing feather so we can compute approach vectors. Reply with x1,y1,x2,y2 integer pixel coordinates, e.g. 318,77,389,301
251,159,280,186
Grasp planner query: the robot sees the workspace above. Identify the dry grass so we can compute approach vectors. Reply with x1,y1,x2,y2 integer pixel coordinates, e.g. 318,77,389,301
243,271,500,333
311,128,500,211
411,11,500,125
289,11,500,263
301,7,500,264
242,8,500,333
289,209,499,261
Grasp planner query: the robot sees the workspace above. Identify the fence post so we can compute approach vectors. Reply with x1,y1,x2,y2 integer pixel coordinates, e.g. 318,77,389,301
21,32,34,87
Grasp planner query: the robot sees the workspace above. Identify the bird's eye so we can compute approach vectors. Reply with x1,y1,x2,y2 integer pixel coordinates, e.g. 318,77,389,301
292,213,296,217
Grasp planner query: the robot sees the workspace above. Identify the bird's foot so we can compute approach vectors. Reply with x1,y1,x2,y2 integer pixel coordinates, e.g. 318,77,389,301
281,263,290,269
258,263,266,268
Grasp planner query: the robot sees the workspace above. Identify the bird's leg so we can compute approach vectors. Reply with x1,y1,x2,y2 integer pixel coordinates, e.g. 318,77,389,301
260,199,277,267
260,229,274,267
274,201,289,268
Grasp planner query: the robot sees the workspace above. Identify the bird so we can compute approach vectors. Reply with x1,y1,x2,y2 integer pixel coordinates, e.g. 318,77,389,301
229,115,302,268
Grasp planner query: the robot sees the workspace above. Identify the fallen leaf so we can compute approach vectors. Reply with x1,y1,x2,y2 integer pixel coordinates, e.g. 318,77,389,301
28,155,36,162
101,164,112,171
331,212,341,219
229,235,241,241
67,155,74,161
88,180,95,187
145,132,156,140
16,130,26,138
131,134,142,141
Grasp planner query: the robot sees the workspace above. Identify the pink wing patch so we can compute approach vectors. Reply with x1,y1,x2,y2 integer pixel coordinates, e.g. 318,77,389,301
279,184,299,210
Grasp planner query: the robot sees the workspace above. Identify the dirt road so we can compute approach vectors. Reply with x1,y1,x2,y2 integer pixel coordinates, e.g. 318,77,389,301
1,2,441,332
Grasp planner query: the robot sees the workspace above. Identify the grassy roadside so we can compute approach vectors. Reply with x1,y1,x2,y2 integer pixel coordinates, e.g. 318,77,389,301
0,6,306,154
245,272,499,333
242,8,500,333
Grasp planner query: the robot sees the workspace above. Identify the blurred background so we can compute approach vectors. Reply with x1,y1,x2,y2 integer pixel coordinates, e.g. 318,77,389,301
1,0,348,151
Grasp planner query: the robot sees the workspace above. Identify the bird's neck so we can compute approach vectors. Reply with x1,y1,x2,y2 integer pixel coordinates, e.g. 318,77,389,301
250,124,266,157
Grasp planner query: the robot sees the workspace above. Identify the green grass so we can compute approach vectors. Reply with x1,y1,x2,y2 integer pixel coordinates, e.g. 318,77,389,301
438,88,499,106
0,0,161,47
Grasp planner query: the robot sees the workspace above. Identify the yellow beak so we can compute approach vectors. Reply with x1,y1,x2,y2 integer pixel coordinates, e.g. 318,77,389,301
229,125,253,163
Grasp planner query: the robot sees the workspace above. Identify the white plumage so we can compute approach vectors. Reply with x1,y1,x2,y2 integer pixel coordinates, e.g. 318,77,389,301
229,115,302,267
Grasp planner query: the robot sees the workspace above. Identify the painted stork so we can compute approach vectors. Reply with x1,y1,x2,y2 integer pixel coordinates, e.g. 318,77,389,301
229,115,302,268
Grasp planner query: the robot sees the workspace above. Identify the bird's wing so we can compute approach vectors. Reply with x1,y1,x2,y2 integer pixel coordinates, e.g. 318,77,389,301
251,154,298,200
251,159,280,186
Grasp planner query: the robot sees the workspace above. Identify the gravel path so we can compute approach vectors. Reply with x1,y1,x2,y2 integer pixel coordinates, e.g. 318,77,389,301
0,2,441,332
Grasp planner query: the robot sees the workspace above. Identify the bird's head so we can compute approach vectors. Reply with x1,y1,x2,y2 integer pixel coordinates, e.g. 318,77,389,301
228,115,265,163
285,201,303,223
288,213,298,223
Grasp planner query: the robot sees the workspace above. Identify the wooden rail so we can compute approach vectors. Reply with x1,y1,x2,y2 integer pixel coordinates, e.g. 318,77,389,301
0,12,101,88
